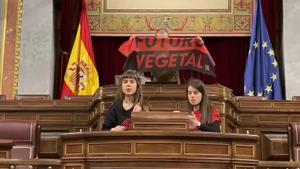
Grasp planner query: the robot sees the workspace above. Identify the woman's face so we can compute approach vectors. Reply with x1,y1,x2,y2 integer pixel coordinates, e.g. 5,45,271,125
187,85,202,106
122,77,137,96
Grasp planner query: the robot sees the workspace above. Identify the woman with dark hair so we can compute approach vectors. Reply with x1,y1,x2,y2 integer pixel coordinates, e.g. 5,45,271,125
102,70,143,131
186,79,221,132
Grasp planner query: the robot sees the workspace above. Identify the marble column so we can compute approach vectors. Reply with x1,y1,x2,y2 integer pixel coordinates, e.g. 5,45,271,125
283,0,300,100
18,0,55,97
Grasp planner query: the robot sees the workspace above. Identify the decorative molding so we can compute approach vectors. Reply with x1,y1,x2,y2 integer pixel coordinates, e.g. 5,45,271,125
87,0,253,36
0,0,8,92
12,0,23,98
0,0,23,99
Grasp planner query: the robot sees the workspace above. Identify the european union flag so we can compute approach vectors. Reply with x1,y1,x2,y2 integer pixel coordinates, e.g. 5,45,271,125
244,0,282,100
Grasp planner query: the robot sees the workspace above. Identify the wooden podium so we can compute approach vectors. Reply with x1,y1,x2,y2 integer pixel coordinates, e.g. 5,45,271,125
61,110,259,169
61,131,258,169
131,111,190,130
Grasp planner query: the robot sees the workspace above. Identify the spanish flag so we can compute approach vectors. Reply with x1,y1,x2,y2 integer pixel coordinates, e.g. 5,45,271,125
60,0,99,99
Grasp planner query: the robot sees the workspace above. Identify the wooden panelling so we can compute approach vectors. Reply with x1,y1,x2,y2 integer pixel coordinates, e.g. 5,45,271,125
17,101,53,105
39,135,62,158
80,161,232,169
185,143,230,156
232,111,237,121
64,165,83,169
40,138,58,153
133,122,187,130
0,101,19,106
235,166,255,169
235,144,255,157
61,131,258,169
135,142,181,154
40,134,62,157
290,115,300,123
272,141,288,154
148,101,177,110
240,128,256,134
98,117,105,131
273,102,300,109
88,142,131,154
64,143,84,155
224,116,237,133
4,115,37,120
0,151,8,158
143,86,163,93
239,114,256,123
211,102,224,113
55,100,92,106
177,101,187,111
39,115,72,121
95,84,237,133
225,105,232,116
226,121,236,133
74,127,89,132
258,115,289,124
131,111,189,130
258,161,300,169
159,85,185,92
206,85,230,97
238,101,272,108
74,114,89,121
143,85,185,95
2,84,300,167
261,133,288,160
0,99,91,157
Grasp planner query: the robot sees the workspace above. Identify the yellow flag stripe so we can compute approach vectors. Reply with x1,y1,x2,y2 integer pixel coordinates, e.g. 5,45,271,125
77,39,99,95
64,25,81,94
64,25,99,95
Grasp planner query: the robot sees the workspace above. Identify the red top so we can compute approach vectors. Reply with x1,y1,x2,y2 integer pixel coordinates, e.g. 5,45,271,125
121,119,131,129
193,108,221,123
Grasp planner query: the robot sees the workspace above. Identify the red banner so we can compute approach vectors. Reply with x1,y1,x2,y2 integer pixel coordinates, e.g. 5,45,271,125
119,37,215,76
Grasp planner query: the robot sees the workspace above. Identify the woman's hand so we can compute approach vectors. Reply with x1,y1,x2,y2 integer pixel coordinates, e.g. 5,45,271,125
110,125,126,131
133,103,142,112
188,115,201,129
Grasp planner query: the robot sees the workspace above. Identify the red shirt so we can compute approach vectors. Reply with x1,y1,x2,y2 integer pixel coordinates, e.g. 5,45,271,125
193,108,221,123
121,118,132,130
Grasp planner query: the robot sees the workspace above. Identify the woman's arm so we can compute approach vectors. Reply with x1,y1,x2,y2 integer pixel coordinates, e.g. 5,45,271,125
197,120,221,132
197,107,221,132
101,106,117,131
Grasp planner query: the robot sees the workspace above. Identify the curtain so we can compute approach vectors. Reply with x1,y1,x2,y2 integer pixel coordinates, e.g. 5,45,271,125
53,0,81,98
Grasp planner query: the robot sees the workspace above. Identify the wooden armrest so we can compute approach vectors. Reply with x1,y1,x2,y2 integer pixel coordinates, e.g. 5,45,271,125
0,139,15,147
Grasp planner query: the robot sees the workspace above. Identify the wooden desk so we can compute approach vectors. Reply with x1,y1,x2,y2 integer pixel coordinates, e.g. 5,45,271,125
93,84,300,161
0,84,298,162
61,131,259,169
0,100,92,158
